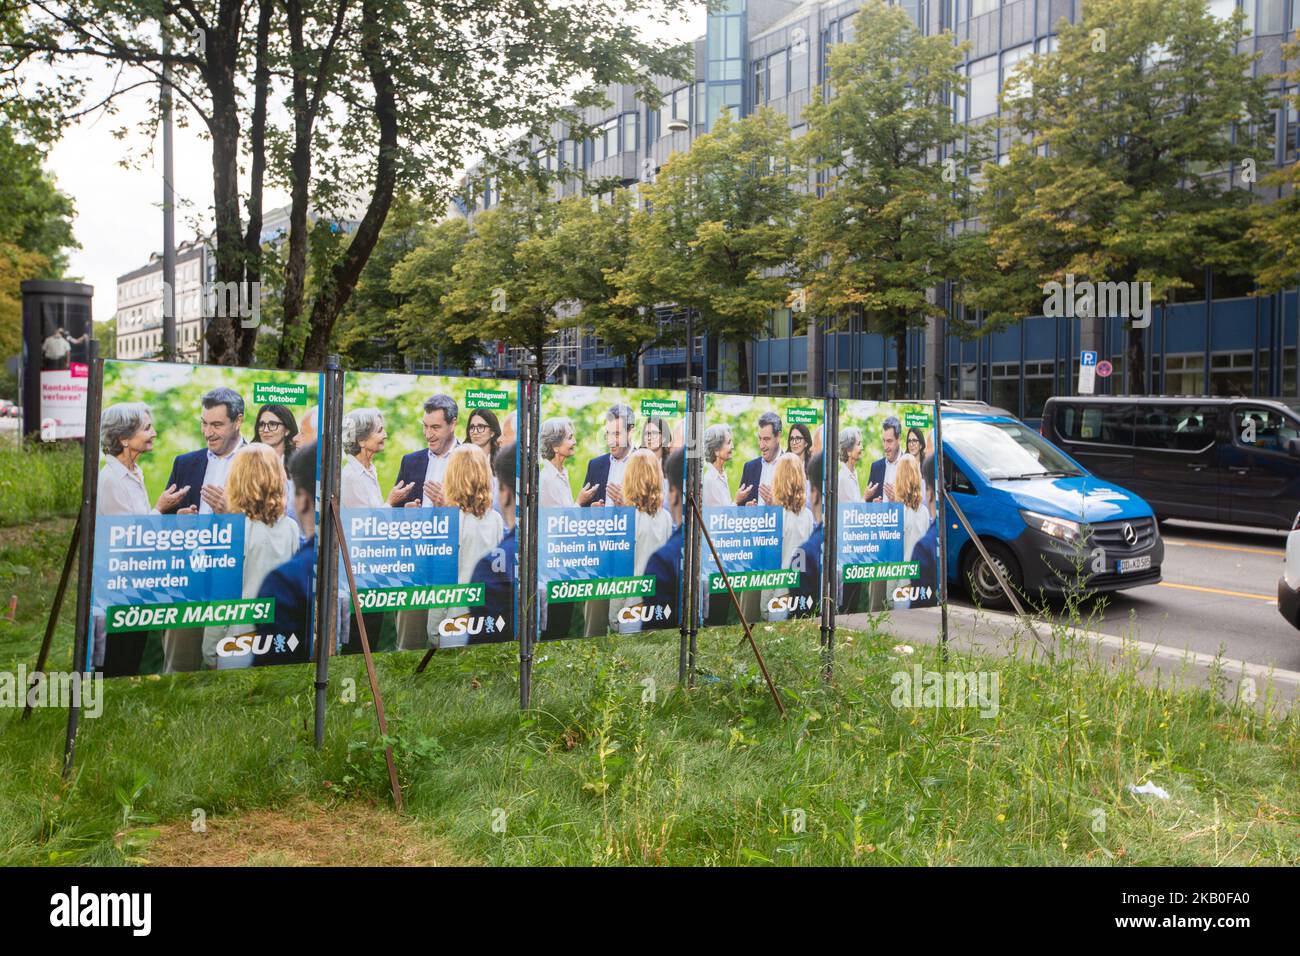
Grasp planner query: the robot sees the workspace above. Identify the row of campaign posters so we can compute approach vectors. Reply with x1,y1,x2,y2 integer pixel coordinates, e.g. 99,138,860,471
87,360,940,677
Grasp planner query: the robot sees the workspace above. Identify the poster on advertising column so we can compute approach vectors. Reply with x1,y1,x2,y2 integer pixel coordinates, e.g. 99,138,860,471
339,373,519,652
835,400,941,612
699,393,826,626
537,384,688,640
88,360,323,675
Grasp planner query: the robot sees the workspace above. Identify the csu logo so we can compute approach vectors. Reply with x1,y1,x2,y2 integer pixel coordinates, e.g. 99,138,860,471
216,633,272,657
766,595,813,613
891,585,935,602
617,604,671,624
438,614,508,637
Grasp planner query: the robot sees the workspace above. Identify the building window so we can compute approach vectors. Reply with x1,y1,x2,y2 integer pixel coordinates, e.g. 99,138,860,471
1001,44,1032,102
968,56,998,119
1164,352,1206,395
971,0,998,16
1258,0,1284,33
752,57,766,104
768,48,788,100
1211,350,1254,396
790,34,809,92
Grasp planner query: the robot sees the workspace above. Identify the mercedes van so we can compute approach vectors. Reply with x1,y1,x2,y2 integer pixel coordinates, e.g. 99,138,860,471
942,411,1163,609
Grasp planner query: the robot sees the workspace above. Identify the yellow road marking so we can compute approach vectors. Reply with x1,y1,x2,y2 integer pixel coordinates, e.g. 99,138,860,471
1157,581,1276,603
1162,539,1282,556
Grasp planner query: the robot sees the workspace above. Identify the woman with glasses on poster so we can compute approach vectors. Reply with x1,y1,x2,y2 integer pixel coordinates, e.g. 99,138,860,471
465,408,502,512
427,444,505,647
904,426,925,463
203,444,299,669
641,416,672,504
609,448,674,632
787,422,813,505
255,404,300,527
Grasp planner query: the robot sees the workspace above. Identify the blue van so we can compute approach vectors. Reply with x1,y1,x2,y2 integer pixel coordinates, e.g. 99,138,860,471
940,411,1164,609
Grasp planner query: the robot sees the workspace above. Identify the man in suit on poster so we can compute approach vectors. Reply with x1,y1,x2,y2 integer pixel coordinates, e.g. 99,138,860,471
582,403,636,636
581,403,635,507
737,411,782,507
866,415,903,504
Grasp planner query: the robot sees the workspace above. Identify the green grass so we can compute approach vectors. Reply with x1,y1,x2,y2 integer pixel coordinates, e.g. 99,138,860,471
1,518,1298,865
0,445,81,527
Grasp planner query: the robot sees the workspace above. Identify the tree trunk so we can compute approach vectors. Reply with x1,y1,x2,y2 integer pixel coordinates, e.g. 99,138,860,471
300,0,398,370
1126,323,1146,395
204,69,244,367
277,0,312,369
895,326,908,399
735,337,749,393
238,0,274,368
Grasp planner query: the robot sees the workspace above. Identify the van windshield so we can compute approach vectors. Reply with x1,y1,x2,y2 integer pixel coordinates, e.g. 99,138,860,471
946,419,1085,481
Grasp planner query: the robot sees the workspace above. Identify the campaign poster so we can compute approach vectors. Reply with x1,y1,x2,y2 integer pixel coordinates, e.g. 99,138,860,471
340,372,518,651
699,393,826,626
537,384,687,640
40,362,89,441
89,360,323,675
835,400,940,612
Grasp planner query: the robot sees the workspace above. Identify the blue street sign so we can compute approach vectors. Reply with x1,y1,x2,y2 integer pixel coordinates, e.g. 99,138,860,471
1081,351,1098,367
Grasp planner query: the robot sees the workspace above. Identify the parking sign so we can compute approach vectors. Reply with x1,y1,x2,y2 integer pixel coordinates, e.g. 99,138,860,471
1078,351,1097,394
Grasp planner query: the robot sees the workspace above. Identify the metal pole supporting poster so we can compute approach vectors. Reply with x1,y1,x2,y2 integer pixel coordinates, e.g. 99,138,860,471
312,360,344,748
679,376,702,685
686,377,704,687
933,394,950,661
520,366,540,710
62,343,101,778
25,512,81,720
820,387,838,682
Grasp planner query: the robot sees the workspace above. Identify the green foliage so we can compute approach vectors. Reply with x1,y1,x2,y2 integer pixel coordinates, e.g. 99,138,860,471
100,361,320,503
618,107,803,390
439,181,567,369
0,443,81,525
539,384,684,502
1250,36,1300,295
341,372,518,493
963,0,1273,391
547,191,662,377
798,1,979,395
388,217,484,372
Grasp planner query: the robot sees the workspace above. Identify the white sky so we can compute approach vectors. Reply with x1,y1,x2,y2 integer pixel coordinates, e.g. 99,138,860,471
47,4,707,321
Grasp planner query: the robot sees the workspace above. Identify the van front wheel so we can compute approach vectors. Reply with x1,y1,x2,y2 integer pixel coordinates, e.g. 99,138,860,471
963,543,1023,611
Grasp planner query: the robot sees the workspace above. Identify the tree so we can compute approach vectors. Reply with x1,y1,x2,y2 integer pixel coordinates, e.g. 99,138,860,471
437,180,566,373
548,190,660,383
964,0,1273,394
798,0,977,398
333,190,431,369
10,0,694,368
1250,34,1300,296
387,214,483,373
618,107,801,391
0,122,77,363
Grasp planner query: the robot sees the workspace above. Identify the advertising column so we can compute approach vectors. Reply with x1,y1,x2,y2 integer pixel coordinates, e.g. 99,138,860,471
835,401,941,612
537,385,688,639
89,360,323,674
698,394,826,625
339,373,519,651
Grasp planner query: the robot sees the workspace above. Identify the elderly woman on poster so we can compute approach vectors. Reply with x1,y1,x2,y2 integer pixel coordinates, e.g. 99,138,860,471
93,402,194,675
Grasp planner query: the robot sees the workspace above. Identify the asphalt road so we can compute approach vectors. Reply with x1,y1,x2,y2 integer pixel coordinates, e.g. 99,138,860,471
852,517,1300,710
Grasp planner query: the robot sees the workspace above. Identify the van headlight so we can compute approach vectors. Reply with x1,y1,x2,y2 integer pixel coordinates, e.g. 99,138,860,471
1021,509,1082,544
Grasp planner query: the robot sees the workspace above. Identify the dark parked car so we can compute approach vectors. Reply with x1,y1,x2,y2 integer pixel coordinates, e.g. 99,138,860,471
1041,395,1300,530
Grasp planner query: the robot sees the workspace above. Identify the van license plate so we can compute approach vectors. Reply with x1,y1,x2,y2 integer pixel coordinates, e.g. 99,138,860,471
1116,555,1151,574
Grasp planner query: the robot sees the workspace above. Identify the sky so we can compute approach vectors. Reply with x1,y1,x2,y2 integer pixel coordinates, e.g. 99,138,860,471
44,5,708,322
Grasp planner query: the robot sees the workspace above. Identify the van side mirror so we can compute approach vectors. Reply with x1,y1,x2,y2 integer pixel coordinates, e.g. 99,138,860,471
1288,438,1300,458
